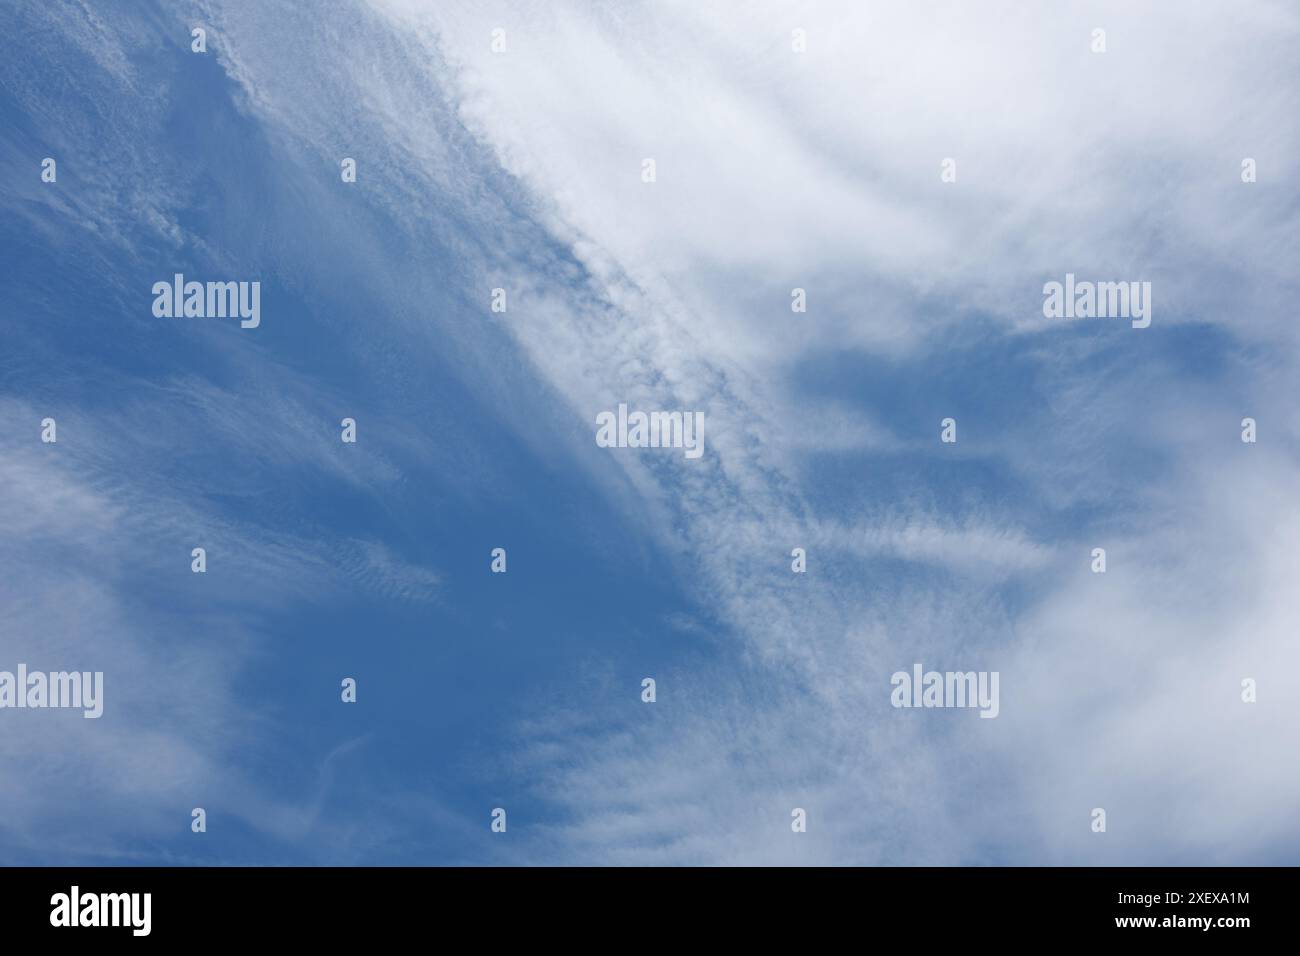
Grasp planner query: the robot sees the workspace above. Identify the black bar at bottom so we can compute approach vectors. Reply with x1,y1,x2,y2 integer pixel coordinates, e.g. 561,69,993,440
0,866,1280,942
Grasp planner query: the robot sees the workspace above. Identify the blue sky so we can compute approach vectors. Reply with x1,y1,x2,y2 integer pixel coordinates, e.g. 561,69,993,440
2,0,1299,866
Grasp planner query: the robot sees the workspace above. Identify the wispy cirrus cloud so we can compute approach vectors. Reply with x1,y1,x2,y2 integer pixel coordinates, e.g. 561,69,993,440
347,0,1300,863
4,0,1297,865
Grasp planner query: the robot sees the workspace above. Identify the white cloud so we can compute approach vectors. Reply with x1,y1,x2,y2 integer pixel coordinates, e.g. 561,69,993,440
12,0,1291,863
341,0,1300,863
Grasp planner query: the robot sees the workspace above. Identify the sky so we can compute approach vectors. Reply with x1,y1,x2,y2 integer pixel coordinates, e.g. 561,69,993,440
1,0,1298,866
